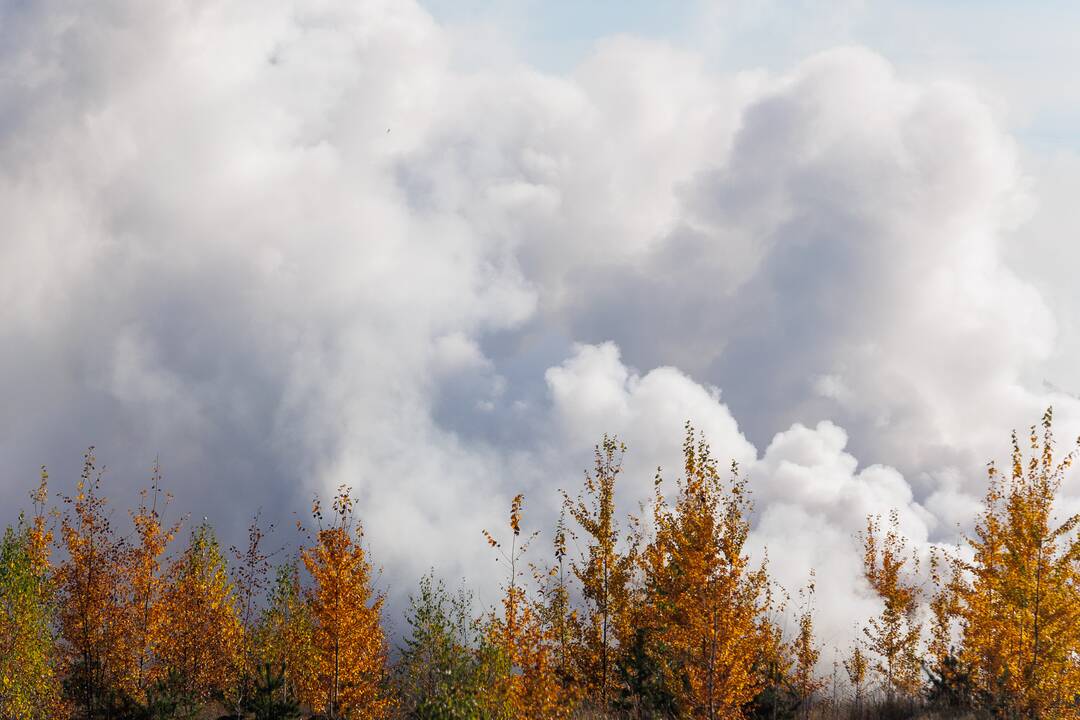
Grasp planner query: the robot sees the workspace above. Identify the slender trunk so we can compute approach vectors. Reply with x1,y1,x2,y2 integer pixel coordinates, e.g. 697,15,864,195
84,522,97,718
705,592,718,720
332,634,340,719
1030,538,1043,720
601,551,609,707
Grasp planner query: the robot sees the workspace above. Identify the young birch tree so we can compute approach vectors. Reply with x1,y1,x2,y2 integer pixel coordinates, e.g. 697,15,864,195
954,409,1080,718
562,436,637,710
158,522,242,705
0,521,63,718
257,561,316,708
483,493,572,719
300,486,390,719
640,423,774,719
791,573,824,719
860,510,922,703
55,448,130,717
122,469,180,700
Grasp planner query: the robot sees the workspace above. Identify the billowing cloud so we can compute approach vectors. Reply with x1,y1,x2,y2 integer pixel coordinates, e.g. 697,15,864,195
3,0,1080,663
542,343,931,657
546,342,755,472
555,47,1080,487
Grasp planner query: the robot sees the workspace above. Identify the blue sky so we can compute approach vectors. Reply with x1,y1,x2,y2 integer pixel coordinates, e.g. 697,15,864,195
419,0,1080,146
419,0,697,72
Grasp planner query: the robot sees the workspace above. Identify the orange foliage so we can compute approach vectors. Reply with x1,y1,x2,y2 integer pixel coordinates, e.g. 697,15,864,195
158,522,242,703
483,493,574,719
27,466,55,576
20,414,1080,719
123,467,181,698
638,423,774,720
257,561,316,705
860,510,922,700
792,573,824,714
561,436,637,708
54,448,132,714
0,489,63,718
843,645,869,709
950,409,1080,718
300,486,390,719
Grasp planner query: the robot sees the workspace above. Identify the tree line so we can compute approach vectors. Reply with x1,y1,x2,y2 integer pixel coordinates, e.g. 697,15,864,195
2,411,1080,719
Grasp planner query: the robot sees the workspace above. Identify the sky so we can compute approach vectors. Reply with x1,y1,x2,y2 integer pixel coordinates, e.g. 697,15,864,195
4,0,1080,654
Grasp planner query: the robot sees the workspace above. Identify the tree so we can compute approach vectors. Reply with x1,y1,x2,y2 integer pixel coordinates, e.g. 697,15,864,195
482,493,572,719
242,663,303,720
122,470,181,700
860,510,922,702
532,510,576,697
119,669,201,720
743,591,798,720
56,448,132,718
926,548,961,679
228,512,276,714
300,486,390,719
561,436,637,710
952,408,1080,718
791,575,823,718
26,466,55,579
256,562,316,709
158,522,242,706
638,423,774,719
395,572,506,719
843,645,869,717
612,626,682,720
924,654,976,717
0,523,63,718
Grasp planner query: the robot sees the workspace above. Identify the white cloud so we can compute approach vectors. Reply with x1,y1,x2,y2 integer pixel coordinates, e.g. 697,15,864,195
544,343,933,660
4,0,1080,671
546,341,754,475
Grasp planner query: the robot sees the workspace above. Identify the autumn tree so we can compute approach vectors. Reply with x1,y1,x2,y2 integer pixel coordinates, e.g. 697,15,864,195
926,549,959,676
228,511,277,713
561,436,637,710
121,468,181,700
257,562,316,708
741,607,798,720
535,511,575,688
0,522,63,718
638,423,775,719
300,486,390,719
26,466,55,577
791,574,823,719
55,448,132,718
523,507,589,716
482,493,572,719
860,510,922,703
923,548,977,715
843,645,868,717
158,521,242,707
0,467,63,719
951,409,1080,718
